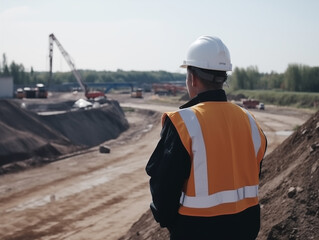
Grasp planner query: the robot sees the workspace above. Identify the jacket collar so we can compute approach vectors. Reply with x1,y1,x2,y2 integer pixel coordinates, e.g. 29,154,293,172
180,89,227,109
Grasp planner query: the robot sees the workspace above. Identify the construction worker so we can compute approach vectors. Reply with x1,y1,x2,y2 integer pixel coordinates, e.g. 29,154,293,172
146,36,267,240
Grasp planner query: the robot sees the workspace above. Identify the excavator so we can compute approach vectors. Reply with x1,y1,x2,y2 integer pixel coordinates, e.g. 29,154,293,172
49,33,105,99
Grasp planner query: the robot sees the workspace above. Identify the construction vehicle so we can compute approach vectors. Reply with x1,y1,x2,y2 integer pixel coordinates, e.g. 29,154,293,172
15,83,48,99
131,88,143,98
152,83,186,96
258,102,265,110
49,33,105,99
35,83,48,98
16,88,24,99
242,99,260,109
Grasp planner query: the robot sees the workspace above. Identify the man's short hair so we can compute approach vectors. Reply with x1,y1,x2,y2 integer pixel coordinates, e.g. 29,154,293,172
187,66,227,89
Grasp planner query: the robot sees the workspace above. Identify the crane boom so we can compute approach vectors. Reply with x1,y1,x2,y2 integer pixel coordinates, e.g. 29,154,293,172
49,33,106,100
49,33,87,93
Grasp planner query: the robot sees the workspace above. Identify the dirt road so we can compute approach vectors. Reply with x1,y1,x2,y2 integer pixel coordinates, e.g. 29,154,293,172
0,96,312,240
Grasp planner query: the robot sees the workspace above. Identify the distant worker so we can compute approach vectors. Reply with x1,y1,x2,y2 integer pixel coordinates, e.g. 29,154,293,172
146,36,267,239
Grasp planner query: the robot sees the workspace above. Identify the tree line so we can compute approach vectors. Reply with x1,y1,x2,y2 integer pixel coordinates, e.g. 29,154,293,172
1,53,318,92
0,54,185,87
230,64,319,92
0,54,34,85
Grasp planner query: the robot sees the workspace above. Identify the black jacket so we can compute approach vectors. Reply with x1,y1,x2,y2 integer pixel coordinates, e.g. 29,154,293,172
146,89,263,240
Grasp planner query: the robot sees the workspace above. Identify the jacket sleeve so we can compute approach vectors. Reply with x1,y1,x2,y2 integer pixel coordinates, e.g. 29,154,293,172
145,117,191,228
259,129,268,178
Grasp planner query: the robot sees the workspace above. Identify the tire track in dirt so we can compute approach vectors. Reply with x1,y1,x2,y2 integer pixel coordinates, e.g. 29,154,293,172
0,146,152,240
0,109,158,240
2,177,148,240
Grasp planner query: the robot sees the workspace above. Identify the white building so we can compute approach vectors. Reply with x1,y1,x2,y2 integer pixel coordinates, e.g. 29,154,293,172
0,77,14,98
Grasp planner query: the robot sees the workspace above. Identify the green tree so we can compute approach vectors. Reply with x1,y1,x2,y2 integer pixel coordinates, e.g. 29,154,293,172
85,73,97,83
284,64,301,91
10,62,29,85
310,67,319,92
231,67,248,89
2,53,10,76
246,66,260,89
10,61,21,84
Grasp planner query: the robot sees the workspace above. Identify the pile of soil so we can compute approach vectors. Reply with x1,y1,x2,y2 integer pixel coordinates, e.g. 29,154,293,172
0,99,129,173
40,100,129,147
0,100,79,165
119,110,319,240
258,110,319,239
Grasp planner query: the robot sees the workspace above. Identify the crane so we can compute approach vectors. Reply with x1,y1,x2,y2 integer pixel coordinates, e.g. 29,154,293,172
49,33,105,99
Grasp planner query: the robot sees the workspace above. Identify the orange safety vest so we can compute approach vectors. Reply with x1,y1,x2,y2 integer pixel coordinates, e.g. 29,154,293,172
162,102,267,217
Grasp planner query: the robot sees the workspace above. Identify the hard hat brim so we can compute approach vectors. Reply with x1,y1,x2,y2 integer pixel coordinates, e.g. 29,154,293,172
180,61,232,71
180,61,187,68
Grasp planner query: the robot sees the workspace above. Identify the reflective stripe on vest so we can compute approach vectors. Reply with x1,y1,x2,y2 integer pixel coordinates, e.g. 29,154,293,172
180,185,258,208
178,107,260,209
179,108,208,196
242,108,261,157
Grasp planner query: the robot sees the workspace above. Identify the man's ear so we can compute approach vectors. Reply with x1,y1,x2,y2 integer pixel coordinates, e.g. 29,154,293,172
191,73,199,87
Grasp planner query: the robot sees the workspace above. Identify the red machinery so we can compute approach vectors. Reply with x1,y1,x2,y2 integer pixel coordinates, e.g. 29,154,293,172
242,99,260,109
152,83,186,95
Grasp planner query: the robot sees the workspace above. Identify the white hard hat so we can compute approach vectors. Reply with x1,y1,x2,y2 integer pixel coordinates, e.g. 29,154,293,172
180,36,232,71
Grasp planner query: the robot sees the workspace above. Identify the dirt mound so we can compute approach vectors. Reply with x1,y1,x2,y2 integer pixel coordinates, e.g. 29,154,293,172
0,100,80,165
119,110,319,240
40,100,129,147
0,99,129,173
118,209,169,240
258,110,319,239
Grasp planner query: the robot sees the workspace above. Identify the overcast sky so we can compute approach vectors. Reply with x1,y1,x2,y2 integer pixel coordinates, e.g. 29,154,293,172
0,0,318,74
